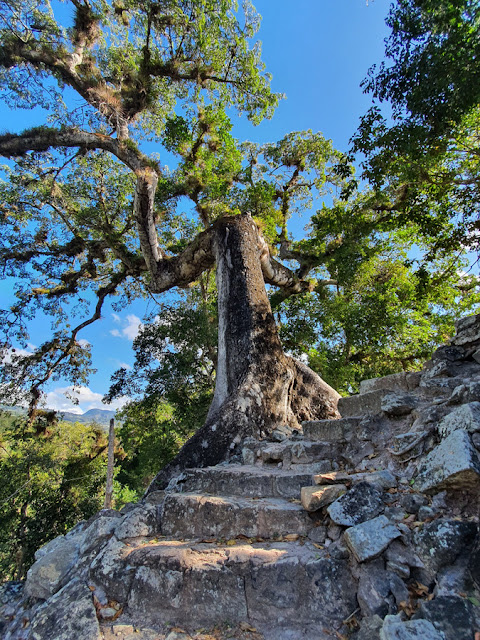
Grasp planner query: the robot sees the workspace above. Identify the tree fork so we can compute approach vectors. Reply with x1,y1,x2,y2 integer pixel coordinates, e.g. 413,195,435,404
146,214,339,493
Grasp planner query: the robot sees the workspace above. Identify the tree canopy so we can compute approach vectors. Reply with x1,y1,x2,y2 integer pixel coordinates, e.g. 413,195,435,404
351,0,480,260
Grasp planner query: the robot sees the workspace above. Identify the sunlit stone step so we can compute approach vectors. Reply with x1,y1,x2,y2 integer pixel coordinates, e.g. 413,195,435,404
160,492,317,539
171,464,314,499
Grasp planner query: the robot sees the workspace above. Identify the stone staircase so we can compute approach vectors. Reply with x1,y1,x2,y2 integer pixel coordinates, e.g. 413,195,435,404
3,313,480,640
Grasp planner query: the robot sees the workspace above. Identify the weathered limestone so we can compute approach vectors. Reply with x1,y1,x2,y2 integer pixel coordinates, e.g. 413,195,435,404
5,313,480,640
344,516,401,562
380,393,417,417
24,537,80,600
114,504,157,540
327,482,385,527
30,579,101,640
313,469,397,490
360,372,410,395
171,465,313,499
415,429,480,492
338,389,391,417
302,417,361,442
126,541,356,633
451,313,480,346
301,484,347,512
160,493,315,539
414,519,478,577
437,402,480,438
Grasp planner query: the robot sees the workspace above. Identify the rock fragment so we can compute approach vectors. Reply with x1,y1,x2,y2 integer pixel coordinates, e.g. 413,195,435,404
300,484,347,512
417,595,474,640
327,482,385,527
415,429,480,492
438,402,480,438
30,578,101,640
344,516,401,563
380,615,445,640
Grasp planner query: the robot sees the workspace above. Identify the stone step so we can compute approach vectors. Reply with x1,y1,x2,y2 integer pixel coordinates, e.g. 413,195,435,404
302,417,362,442
338,389,391,417
359,371,421,395
160,492,317,539
124,540,357,639
171,464,314,499
242,438,338,472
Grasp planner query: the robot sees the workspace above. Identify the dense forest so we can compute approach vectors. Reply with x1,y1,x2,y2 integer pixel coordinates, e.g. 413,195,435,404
0,0,479,578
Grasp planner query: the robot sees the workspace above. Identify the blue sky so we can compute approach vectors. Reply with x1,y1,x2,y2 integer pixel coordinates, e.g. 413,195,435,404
0,0,391,414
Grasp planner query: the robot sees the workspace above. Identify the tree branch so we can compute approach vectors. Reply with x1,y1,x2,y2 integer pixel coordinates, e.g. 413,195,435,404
0,127,152,172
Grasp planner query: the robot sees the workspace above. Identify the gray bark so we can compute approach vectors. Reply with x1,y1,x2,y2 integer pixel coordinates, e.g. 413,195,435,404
146,215,340,493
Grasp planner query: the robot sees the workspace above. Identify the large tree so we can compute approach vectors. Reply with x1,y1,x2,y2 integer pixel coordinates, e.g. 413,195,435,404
0,0,344,491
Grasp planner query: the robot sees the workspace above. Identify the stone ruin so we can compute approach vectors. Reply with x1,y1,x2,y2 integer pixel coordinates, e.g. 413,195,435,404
2,313,480,640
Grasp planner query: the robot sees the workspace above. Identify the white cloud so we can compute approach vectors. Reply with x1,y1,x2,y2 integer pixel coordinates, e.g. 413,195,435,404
123,314,143,340
110,314,143,341
45,385,129,414
77,338,91,348
1,345,35,364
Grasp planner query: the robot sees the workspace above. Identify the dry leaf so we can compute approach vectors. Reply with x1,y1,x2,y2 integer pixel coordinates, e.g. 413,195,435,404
284,533,300,541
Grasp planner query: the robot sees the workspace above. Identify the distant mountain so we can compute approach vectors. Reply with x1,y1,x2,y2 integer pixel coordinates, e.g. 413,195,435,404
0,405,117,427
57,408,116,426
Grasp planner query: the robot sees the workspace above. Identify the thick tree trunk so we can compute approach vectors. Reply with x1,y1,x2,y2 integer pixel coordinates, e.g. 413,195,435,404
146,215,339,493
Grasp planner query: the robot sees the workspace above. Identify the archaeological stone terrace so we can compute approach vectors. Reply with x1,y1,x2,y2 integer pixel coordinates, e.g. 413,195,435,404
2,313,480,640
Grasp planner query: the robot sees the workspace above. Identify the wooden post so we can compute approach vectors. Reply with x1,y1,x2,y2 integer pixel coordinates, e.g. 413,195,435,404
104,418,115,509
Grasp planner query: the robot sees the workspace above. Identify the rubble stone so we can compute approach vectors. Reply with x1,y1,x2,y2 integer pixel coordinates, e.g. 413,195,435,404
24,537,80,600
356,558,392,617
327,482,385,527
381,393,417,417
300,484,347,512
438,402,480,438
114,504,157,540
345,516,401,563
415,429,480,492
416,595,474,640
354,614,383,640
380,615,445,640
398,493,429,514
30,578,101,640
414,519,477,576
452,313,480,346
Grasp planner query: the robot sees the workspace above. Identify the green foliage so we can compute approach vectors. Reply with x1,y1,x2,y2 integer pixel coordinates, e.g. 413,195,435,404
0,411,110,580
352,0,480,258
364,0,480,134
108,272,217,491
278,224,479,394
0,0,279,405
